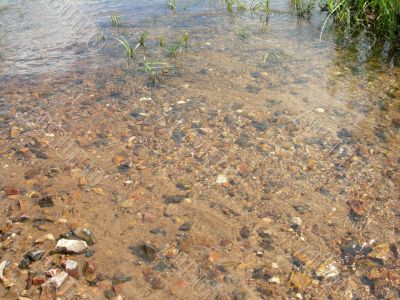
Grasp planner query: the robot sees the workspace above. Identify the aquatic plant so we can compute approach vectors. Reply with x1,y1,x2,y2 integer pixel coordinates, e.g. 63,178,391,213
138,61,172,85
292,0,316,17
167,31,190,57
159,36,166,47
110,14,121,27
252,0,271,16
168,42,183,58
180,31,190,48
98,33,106,43
138,30,149,47
225,0,236,12
237,27,249,39
165,0,177,10
320,0,400,45
116,36,134,58
237,1,248,11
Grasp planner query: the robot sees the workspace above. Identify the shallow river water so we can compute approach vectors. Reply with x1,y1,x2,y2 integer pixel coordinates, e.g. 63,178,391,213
0,1,399,299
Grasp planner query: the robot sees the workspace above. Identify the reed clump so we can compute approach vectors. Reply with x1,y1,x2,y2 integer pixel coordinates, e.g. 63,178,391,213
321,0,400,44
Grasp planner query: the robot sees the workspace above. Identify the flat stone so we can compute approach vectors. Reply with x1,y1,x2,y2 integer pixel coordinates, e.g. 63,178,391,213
129,243,158,262
72,228,96,245
54,239,88,254
42,271,68,289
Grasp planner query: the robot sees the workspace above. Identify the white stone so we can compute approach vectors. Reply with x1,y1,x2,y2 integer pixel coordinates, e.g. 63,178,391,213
291,217,302,227
216,175,228,184
42,271,68,289
0,260,9,280
268,276,281,284
55,239,88,254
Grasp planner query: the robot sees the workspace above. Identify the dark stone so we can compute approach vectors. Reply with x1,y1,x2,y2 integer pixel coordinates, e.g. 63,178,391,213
19,257,31,269
149,277,164,289
104,290,116,299
240,226,250,239
164,195,185,204
38,195,54,208
178,222,192,231
251,71,261,78
118,160,131,172
340,238,362,265
24,169,40,179
150,227,167,236
245,85,262,94
292,204,306,213
29,147,48,159
252,121,268,131
257,228,271,239
375,127,387,143
112,274,132,285
235,134,250,147
130,109,146,121
85,250,96,257
259,238,274,251
129,243,158,262
252,267,272,281
176,182,191,191
172,130,186,144
154,261,169,272
337,128,352,139
232,288,247,300
27,250,44,261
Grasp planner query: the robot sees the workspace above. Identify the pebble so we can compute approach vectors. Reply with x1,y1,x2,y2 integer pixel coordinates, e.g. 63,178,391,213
290,217,302,228
18,257,31,269
164,195,186,204
27,250,44,261
112,274,132,285
368,243,391,261
268,276,281,284
216,174,228,184
178,222,192,231
147,276,164,289
72,228,97,245
35,233,55,244
288,272,312,291
0,260,8,280
62,260,80,279
129,243,158,262
104,290,116,299
42,271,68,289
83,261,96,281
240,226,250,239
38,195,54,208
54,239,88,254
